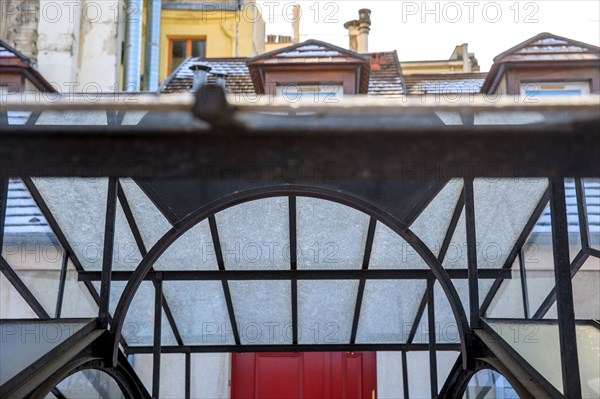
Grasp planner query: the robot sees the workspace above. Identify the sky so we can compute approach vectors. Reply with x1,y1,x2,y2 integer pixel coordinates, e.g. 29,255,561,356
256,0,600,71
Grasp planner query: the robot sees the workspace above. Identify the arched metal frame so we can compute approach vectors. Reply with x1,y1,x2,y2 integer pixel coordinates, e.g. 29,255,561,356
32,356,149,399
109,185,471,366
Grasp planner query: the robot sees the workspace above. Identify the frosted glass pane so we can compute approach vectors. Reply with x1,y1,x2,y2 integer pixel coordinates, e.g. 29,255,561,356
407,351,430,398
473,178,548,269
163,281,234,345
370,223,428,269
573,258,600,320
32,178,108,271
486,261,525,318
229,281,292,344
119,178,172,250
411,179,464,258
487,320,562,393
297,197,369,270
215,197,289,270
154,220,218,271
297,280,358,344
56,369,125,399
437,352,461,393
60,260,98,318
577,325,600,398
104,281,177,346
565,179,583,262
0,274,38,319
413,281,467,344
356,280,425,344
159,354,186,399
0,320,89,384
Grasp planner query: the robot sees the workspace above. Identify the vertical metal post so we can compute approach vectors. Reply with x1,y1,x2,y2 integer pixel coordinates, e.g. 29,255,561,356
289,196,298,345
153,277,163,399
185,352,191,399
0,179,8,254
55,253,69,318
549,178,581,397
518,249,530,319
401,350,410,399
99,178,118,328
574,178,589,250
427,277,438,397
464,179,480,327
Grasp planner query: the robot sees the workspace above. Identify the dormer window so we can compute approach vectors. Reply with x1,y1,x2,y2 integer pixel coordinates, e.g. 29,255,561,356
520,81,591,97
247,40,371,97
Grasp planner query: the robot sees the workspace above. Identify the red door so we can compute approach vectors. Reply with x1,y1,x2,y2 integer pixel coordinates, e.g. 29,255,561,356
231,352,377,399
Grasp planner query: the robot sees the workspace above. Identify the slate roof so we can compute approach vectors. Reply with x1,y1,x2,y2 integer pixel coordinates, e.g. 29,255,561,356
3,179,52,238
160,50,404,97
403,73,487,95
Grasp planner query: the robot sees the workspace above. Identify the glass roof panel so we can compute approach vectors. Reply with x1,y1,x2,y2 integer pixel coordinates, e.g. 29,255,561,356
485,259,525,318
0,273,38,319
31,178,108,271
584,178,600,250
486,319,562,393
154,220,217,271
297,280,358,344
369,223,428,270
229,280,292,344
0,320,90,384
297,197,369,270
55,369,125,399
356,280,425,344
59,260,98,318
99,281,177,346
112,200,142,271
119,178,172,251
411,179,464,258
407,351,430,398
163,281,234,345
215,197,289,270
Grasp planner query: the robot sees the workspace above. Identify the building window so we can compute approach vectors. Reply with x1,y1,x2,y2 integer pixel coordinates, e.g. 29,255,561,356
169,38,206,74
520,81,590,97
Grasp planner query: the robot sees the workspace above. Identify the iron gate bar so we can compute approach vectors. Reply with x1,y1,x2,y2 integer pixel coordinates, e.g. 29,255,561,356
117,182,184,346
208,215,241,345
575,178,590,249
78,269,512,281
590,248,600,258
427,277,438,397
402,350,410,399
55,253,69,318
518,250,530,319
350,216,377,344
185,352,191,399
1,120,599,179
549,178,582,397
480,187,550,316
152,278,162,399
99,178,118,329
532,249,588,319
124,343,462,354
289,196,298,345
0,256,50,318
464,179,480,328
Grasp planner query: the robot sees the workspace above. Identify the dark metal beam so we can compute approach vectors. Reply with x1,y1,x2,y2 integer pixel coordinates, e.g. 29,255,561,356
208,215,241,345
185,352,191,399
402,350,410,399
518,250,530,319
125,343,462,354
289,196,298,345
464,179,480,328
1,119,599,178
480,187,550,316
350,217,377,344
99,178,118,328
79,268,512,281
548,178,581,397
427,278,438,398
575,178,590,249
152,278,163,399
54,253,69,318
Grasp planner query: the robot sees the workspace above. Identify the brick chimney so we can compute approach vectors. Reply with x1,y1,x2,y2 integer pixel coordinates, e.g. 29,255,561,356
344,9,371,53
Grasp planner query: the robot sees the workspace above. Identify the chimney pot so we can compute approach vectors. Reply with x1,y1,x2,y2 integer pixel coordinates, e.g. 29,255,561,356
189,63,212,92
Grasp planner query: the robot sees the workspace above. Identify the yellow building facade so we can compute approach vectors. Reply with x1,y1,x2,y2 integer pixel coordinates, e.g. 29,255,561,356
159,4,265,82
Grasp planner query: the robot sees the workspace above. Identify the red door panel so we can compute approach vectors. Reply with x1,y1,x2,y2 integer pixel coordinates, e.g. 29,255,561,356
231,352,377,399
